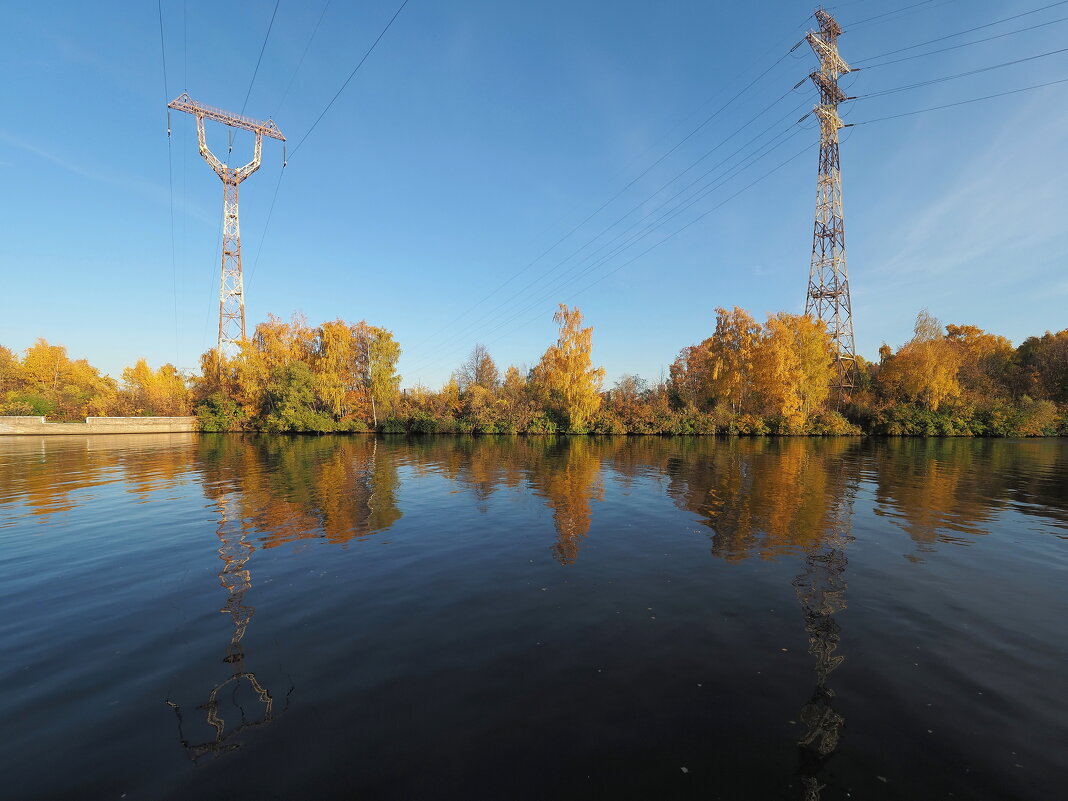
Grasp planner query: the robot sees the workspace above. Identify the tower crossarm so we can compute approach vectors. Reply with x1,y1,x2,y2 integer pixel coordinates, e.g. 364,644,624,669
814,8,843,39
810,71,847,105
813,104,845,134
167,93,285,140
192,115,263,183
806,33,850,75
234,135,264,183
194,116,227,178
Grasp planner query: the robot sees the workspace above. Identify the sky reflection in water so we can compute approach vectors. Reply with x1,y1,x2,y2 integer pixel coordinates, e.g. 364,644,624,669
0,434,1066,800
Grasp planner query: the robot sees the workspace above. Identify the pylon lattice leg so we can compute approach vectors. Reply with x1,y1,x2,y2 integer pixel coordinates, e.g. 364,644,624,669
218,178,246,355
806,126,857,393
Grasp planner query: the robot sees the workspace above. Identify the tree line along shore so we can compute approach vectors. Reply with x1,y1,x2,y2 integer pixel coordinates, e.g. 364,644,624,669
2,305,1066,437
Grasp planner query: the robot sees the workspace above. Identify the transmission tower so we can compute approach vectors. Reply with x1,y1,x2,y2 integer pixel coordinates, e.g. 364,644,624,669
167,94,285,355
805,10,857,396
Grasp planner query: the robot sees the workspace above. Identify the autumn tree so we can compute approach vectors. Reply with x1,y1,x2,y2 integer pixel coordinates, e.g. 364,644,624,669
531,304,605,431
751,313,836,428
1011,329,1068,403
877,310,962,411
119,359,191,416
669,345,710,410
313,319,357,418
498,365,535,431
944,324,1013,397
707,307,762,413
0,346,17,395
363,325,402,426
16,338,117,418
190,313,402,430
455,344,499,393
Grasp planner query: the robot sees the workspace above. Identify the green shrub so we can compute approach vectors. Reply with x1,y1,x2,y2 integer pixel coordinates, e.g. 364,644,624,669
809,411,862,436
1016,397,1059,436
736,414,769,435
590,412,627,435
3,393,53,416
195,393,247,432
379,417,407,434
407,411,438,434
526,414,558,435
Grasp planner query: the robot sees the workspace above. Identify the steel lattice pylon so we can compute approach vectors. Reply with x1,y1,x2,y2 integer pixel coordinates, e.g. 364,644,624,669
805,10,857,397
167,94,285,356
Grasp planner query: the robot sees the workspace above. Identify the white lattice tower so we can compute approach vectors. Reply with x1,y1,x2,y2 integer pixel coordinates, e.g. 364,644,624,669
167,94,285,356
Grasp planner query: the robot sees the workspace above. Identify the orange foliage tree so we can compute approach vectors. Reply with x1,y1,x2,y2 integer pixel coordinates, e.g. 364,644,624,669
531,304,605,431
751,313,835,429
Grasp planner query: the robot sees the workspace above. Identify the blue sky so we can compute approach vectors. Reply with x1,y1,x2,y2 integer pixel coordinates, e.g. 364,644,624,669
3,0,1067,388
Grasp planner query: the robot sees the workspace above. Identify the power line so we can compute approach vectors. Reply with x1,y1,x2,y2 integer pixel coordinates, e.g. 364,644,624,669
407,50,1067,374
477,143,817,357
853,0,1068,64
405,122,809,375
405,93,807,372
566,144,815,311
158,0,180,365
246,1,334,291
485,79,1068,372
290,0,411,158
854,45,1068,101
246,0,407,293
437,75,1068,375
476,130,808,346
856,14,1068,70
844,0,941,27
276,0,332,115
406,44,803,354
852,75,1068,124
246,166,286,288
240,0,281,115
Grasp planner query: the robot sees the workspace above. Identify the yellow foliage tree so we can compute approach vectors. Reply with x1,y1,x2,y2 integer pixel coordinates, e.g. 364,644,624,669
878,310,962,410
531,304,605,431
119,358,190,416
751,313,835,428
16,338,117,418
707,306,761,413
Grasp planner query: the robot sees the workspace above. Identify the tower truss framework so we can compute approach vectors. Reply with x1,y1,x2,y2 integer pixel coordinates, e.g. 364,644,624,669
805,10,857,396
167,94,285,355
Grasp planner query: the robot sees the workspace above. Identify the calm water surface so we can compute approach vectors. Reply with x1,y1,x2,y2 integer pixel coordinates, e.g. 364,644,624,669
1,434,1066,800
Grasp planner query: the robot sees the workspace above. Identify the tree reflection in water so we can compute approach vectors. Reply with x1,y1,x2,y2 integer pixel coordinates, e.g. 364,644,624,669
662,438,858,798
8,435,1064,787
193,434,403,548
527,438,604,565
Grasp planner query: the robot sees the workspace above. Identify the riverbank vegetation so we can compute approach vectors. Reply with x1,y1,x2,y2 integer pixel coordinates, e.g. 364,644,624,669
0,339,189,419
2,305,1066,435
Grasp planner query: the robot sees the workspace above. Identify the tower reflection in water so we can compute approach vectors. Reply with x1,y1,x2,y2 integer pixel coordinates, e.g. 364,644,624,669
793,485,853,801
165,494,287,761
664,438,856,798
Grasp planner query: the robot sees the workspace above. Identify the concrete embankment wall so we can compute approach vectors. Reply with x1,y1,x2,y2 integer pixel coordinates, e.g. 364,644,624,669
0,416,197,435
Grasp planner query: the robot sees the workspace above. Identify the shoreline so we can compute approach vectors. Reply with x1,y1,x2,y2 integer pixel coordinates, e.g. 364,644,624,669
0,416,196,435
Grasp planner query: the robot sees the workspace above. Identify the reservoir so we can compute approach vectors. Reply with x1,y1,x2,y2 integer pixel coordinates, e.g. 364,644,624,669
1,434,1065,800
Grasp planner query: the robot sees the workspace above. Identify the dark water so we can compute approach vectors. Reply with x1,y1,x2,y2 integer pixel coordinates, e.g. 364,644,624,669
1,434,1066,801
